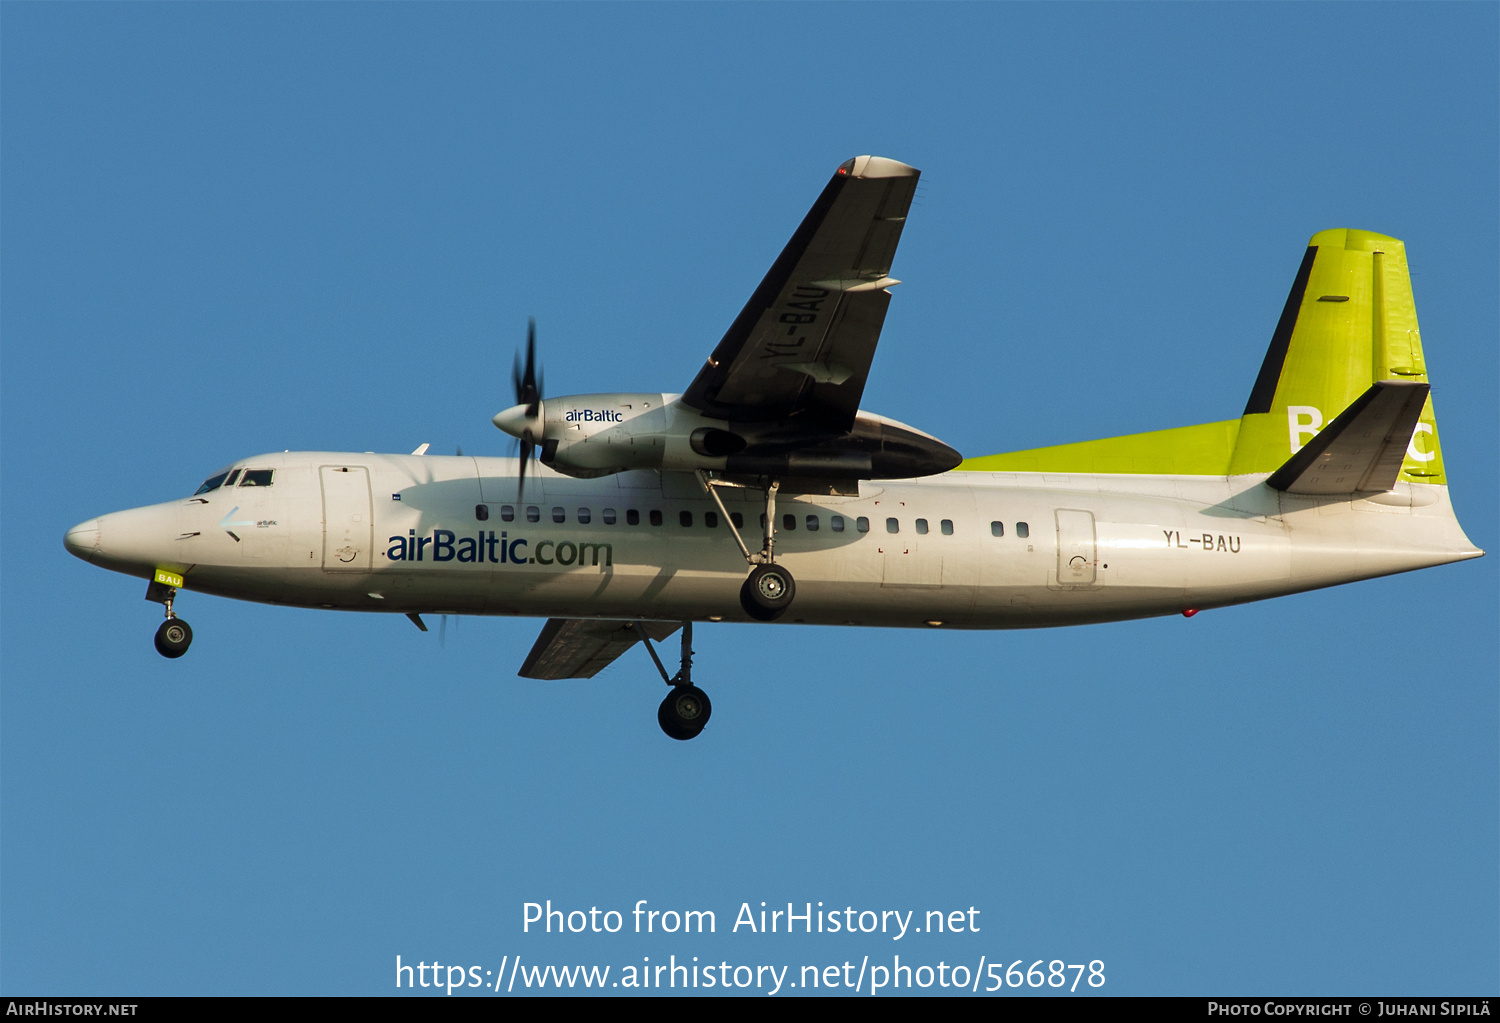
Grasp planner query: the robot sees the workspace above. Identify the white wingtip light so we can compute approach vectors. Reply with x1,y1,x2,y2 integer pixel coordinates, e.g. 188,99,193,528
843,155,917,179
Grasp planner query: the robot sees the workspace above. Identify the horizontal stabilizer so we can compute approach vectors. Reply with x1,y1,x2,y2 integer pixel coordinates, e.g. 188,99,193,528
1266,380,1431,494
518,618,679,680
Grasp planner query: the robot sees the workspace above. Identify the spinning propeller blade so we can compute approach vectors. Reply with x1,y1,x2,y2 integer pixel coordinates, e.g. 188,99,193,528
509,318,544,501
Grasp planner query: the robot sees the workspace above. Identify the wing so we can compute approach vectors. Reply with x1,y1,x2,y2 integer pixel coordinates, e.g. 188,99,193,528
679,156,920,431
517,618,679,680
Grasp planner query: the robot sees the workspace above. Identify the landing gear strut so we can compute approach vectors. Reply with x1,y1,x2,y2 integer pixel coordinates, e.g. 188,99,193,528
697,471,796,621
638,621,712,741
147,581,193,659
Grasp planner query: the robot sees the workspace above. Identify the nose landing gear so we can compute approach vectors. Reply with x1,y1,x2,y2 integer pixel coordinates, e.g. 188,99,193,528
154,617,193,659
146,574,193,659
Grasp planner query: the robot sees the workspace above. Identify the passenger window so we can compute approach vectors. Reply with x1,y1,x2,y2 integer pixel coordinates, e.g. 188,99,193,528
782,514,796,531
1016,521,1030,538
831,515,845,533
705,511,718,528
239,469,274,487
526,506,540,523
990,521,1004,537
805,515,819,531
679,510,693,527
193,471,230,496
552,507,566,523
886,517,899,534
602,508,617,525
731,512,744,529
475,504,489,521
577,508,591,524
856,516,870,533
501,505,515,522
915,518,929,535
649,510,663,526
941,519,954,535
626,509,640,525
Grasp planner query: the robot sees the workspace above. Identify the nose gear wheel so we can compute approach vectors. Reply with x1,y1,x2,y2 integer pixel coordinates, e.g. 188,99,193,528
154,618,193,658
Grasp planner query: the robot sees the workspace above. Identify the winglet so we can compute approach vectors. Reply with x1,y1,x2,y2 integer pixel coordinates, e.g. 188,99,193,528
1266,380,1430,494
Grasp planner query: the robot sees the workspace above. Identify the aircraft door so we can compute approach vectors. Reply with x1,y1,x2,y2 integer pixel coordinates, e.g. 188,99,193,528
321,465,373,571
1055,508,1097,586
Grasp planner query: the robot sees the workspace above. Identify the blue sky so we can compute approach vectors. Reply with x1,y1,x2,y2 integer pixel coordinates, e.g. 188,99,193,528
3,3,1495,996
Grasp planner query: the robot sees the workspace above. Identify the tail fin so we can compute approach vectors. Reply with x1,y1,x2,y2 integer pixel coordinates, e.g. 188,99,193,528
1228,229,1445,484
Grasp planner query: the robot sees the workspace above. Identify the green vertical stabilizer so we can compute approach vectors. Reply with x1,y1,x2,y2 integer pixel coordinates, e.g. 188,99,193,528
960,230,1446,483
1228,229,1443,483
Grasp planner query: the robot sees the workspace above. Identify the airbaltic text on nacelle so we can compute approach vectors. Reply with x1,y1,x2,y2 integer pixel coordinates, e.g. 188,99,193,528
522,900,979,941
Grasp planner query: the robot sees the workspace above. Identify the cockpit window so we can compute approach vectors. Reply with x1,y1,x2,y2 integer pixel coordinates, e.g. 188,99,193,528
238,469,274,487
224,468,242,487
193,471,231,495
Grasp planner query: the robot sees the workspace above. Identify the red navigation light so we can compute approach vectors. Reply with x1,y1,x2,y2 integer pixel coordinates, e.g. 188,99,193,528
1181,608,1199,618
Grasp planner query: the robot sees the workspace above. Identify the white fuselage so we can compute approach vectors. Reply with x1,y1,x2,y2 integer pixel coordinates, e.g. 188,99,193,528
67,452,1481,629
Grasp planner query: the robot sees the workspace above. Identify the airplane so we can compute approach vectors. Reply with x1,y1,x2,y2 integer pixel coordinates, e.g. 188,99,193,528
63,155,1484,740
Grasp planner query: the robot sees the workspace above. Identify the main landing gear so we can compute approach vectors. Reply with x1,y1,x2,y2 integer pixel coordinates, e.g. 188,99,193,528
696,471,797,622
637,621,712,741
147,578,193,659
742,563,795,621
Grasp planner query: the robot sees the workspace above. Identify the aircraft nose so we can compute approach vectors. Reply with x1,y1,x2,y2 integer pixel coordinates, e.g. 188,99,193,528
64,518,101,561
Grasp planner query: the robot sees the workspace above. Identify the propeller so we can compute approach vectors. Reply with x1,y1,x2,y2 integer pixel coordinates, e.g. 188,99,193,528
493,318,546,500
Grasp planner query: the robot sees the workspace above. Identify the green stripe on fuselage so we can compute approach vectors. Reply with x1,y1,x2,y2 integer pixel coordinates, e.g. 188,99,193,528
958,419,1240,476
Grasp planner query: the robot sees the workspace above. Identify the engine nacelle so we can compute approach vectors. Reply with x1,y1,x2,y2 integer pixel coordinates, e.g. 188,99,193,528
493,392,961,481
